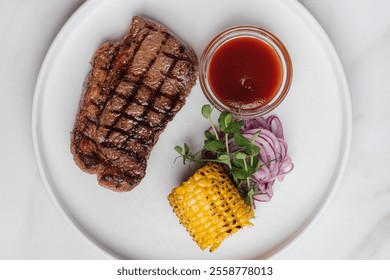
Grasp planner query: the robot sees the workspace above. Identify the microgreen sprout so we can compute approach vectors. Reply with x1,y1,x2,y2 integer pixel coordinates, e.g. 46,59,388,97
174,104,265,209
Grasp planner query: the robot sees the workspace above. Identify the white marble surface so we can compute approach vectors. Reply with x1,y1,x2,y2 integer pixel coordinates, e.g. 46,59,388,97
1,0,389,259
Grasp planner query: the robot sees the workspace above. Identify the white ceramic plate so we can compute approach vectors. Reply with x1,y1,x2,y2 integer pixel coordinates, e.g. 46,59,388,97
32,0,352,259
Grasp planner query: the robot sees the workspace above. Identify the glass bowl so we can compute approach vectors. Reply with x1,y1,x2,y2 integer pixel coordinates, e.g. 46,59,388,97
199,26,293,118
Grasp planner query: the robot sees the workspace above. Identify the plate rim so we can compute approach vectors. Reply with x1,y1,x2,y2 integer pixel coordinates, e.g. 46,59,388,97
32,0,119,259
31,0,352,259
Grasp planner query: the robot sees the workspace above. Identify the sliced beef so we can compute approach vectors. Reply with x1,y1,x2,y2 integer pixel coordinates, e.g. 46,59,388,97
71,16,198,191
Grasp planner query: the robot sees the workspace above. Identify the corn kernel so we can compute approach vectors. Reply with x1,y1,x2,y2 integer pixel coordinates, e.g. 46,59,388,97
168,162,254,252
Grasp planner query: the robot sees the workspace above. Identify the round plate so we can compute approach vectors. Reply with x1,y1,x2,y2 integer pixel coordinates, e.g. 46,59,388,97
32,0,352,259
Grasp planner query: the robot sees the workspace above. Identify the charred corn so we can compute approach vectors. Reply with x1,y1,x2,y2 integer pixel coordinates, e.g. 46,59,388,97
168,162,254,252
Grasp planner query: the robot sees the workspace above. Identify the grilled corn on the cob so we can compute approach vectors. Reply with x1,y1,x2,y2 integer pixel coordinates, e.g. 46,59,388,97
168,162,254,252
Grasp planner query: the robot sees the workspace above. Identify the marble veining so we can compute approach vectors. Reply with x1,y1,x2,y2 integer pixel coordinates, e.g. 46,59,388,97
351,213,390,259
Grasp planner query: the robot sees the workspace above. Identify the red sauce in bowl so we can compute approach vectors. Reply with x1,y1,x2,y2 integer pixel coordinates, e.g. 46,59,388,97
209,37,283,110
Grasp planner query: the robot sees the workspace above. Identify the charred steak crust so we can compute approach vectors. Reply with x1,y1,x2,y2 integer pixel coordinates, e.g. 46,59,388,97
71,16,198,191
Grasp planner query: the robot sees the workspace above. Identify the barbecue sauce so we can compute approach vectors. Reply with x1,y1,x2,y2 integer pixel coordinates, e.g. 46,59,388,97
209,37,283,110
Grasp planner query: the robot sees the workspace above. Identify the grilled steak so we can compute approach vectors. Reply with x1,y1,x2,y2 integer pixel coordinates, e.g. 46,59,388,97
71,16,198,192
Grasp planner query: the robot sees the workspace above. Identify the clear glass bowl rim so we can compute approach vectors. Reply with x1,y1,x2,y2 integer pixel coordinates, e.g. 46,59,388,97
199,25,293,118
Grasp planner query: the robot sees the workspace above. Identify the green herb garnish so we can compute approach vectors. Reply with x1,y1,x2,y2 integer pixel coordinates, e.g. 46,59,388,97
174,104,263,209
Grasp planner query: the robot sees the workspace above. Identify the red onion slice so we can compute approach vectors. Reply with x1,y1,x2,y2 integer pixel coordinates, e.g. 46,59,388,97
241,115,294,203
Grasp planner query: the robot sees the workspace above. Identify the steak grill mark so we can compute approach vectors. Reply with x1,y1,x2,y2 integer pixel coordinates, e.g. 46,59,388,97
71,16,198,191
75,28,153,174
